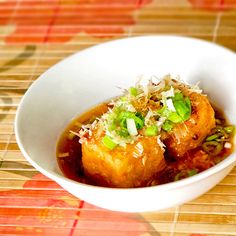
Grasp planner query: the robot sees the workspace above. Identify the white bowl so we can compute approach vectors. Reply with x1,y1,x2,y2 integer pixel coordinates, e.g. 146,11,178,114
15,36,236,212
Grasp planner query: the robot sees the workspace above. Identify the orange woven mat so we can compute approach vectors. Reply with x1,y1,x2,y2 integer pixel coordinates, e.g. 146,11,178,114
0,0,236,235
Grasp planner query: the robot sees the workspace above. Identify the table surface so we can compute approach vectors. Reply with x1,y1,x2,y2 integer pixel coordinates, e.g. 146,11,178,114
0,0,236,235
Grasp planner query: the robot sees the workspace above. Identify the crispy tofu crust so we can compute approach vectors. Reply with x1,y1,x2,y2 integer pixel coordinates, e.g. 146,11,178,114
164,92,215,158
82,135,165,188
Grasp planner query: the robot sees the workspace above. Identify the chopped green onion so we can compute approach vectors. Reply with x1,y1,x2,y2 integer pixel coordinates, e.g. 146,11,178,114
213,126,226,137
126,118,138,136
173,100,191,121
135,112,143,120
129,87,138,96
174,173,181,181
174,172,185,181
173,92,184,101
174,169,197,181
117,128,129,137
224,126,234,134
214,126,224,132
134,113,144,129
145,126,158,136
171,92,192,122
118,111,144,130
157,106,172,117
188,169,197,177
157,106,166,115
162,120,173,131
102,135,117,150
118,111,132,128
185,97,191,109
202,141,223,156
168,112,183,123
206,133,220,141
158,93,191,124
108,123,116,131
118,111,133,121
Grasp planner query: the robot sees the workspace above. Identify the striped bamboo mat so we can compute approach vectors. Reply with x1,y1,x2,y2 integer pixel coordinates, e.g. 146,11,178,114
0,0,236,235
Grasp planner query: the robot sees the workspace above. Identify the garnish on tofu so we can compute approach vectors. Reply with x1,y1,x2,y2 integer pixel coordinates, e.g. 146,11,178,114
78,75,197,150
57,74,235,188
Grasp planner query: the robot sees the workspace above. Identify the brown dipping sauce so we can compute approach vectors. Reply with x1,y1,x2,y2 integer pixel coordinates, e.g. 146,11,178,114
57,104,108,184
57,103,234,186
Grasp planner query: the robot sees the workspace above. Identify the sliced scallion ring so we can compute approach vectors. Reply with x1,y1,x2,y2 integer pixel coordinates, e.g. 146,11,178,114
133,115,144,130
117,128,129,137
174,172,185,181
168,112,183,123
173,92,184,101
145,126,158,136
102,135,117,150
224,126,234,134
187,169,197,177
173,100,191,121
202,141,223,156
206,133,220,141
108,123,116,131
162,120,173,131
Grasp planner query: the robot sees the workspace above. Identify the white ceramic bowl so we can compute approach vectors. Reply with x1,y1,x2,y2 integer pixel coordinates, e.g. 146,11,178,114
15,36,236,212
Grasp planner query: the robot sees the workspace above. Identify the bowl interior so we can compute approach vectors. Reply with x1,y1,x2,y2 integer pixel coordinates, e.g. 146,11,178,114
15,36,236,182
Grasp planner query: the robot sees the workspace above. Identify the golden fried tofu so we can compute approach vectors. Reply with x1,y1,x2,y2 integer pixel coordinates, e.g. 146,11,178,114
164,92,215,158
82,133,165,188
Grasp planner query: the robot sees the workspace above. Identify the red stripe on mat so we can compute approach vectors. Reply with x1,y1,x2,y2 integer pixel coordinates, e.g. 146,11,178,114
69,200,85,236
43,2,60,43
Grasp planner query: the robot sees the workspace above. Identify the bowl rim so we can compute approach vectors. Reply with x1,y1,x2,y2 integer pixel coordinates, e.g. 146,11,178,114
15,35,236,193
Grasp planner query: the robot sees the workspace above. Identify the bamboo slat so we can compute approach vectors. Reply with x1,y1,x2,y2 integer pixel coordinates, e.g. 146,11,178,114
0,0,236,235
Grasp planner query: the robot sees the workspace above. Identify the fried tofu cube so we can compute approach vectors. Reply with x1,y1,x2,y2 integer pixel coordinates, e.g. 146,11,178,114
164,92,215,158
82,134,165,188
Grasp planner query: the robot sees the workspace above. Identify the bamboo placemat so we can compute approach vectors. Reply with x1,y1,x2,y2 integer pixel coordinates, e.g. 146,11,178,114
0,0,236,235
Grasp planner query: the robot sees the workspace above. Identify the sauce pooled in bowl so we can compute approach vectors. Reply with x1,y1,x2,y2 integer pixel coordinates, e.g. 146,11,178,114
57,75,235,188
